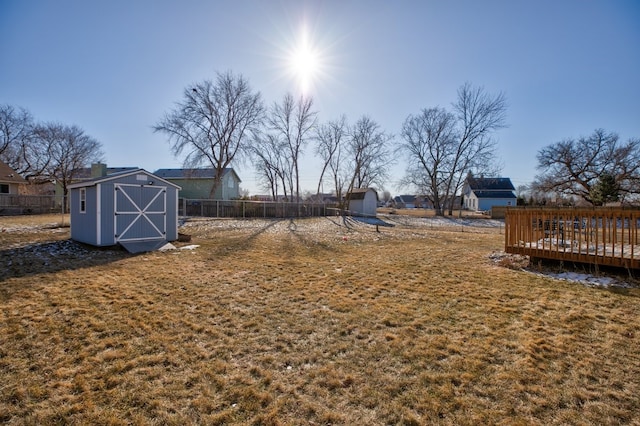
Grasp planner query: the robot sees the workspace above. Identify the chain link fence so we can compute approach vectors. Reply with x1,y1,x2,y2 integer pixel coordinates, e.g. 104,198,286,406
0,194,65,215
180,199,339,218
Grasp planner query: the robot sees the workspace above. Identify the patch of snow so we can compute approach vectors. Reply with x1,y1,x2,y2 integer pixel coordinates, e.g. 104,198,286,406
158,243,177,251
535,271,630,288
489,251,635,289
179,244,200,250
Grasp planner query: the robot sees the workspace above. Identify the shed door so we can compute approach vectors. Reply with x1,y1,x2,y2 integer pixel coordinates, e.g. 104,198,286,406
114,184,167,242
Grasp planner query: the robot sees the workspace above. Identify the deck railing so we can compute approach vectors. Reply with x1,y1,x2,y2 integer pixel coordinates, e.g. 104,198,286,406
505,207,640,269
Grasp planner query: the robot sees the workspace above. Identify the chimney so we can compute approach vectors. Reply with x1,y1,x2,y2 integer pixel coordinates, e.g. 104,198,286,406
91,163,107,178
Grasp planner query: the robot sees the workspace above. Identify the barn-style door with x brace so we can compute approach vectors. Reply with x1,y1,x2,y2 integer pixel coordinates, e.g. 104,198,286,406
114,183,167,243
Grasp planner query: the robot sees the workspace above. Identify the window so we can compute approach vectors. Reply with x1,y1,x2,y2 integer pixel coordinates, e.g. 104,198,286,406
0,184,8,194
80,188,86,213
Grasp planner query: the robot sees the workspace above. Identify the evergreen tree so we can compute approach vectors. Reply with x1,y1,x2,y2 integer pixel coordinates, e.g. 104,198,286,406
590,172,620,206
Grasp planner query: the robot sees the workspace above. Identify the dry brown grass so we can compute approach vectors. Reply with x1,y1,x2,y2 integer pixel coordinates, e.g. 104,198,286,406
1,214,639,425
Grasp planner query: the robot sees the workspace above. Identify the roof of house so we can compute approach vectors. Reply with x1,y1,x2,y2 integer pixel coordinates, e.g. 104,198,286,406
68,168,181,189
153,168,240,182
394,194,416,203
472,190,517,199
73,166,138,179
466,177,515,191
0,160,27,184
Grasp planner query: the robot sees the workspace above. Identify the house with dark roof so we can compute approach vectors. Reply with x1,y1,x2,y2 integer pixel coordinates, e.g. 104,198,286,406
153,168,241,200
393,194,417,209
0,160,27,194
462,176,516,212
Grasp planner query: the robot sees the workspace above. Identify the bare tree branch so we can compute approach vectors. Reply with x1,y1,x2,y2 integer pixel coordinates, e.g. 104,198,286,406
533,129,640,204
266,94,317,203
399,83,506,216
314,115,347,197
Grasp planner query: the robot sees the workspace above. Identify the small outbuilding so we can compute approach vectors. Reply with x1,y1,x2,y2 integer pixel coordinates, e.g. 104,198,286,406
68,168,181,253
347,188,378,217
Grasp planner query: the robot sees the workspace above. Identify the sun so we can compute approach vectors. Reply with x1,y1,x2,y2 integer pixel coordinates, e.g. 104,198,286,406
287,26,321,95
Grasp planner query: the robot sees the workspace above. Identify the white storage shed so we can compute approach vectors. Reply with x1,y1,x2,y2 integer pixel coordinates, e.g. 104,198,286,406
68,168,181,252
347,188,378,217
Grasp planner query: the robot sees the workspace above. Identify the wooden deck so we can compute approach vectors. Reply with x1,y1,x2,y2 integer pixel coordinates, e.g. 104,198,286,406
505,207,640,270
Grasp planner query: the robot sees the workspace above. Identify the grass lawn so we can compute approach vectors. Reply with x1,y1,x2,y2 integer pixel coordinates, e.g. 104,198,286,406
1,214,639,425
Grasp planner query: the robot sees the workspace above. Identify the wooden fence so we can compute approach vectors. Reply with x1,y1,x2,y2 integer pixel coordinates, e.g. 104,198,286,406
505,207,640,270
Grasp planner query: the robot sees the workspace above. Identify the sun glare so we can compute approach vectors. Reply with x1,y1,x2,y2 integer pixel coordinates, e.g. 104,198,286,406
288,27,321,95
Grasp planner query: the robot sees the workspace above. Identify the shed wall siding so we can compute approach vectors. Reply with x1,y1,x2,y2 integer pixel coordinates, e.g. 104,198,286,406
166,187,179,241
349,190,377,216
70,186,99,245
100,183,116,245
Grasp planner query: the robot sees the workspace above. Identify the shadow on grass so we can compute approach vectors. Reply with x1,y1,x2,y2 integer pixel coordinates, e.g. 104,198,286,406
285,218,338,253
0,239,129,295
207,217,346,260
209,218,287,258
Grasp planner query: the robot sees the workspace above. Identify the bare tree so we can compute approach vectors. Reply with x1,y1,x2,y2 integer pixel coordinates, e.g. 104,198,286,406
533,129,640,204
267,93,317,203
344,116,393,204
399,107,457,215
399,83,507,216
38,123,103,211
314,115,347,198
252,133,288,200
154,71,264,198
0,104,41,176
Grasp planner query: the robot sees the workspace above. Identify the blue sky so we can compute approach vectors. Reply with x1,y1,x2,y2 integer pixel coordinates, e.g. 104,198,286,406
1,0,639,195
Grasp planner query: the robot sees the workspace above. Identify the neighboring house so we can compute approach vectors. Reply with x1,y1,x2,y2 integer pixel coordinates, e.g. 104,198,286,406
0,160,27,194
55,163,138,197
462,176,516,212
347,188,378,217
154,168,241,200
393,194,417,209
68,168,181,253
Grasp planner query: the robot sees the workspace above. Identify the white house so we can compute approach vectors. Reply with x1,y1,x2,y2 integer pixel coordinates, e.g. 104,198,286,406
462,176,517,212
